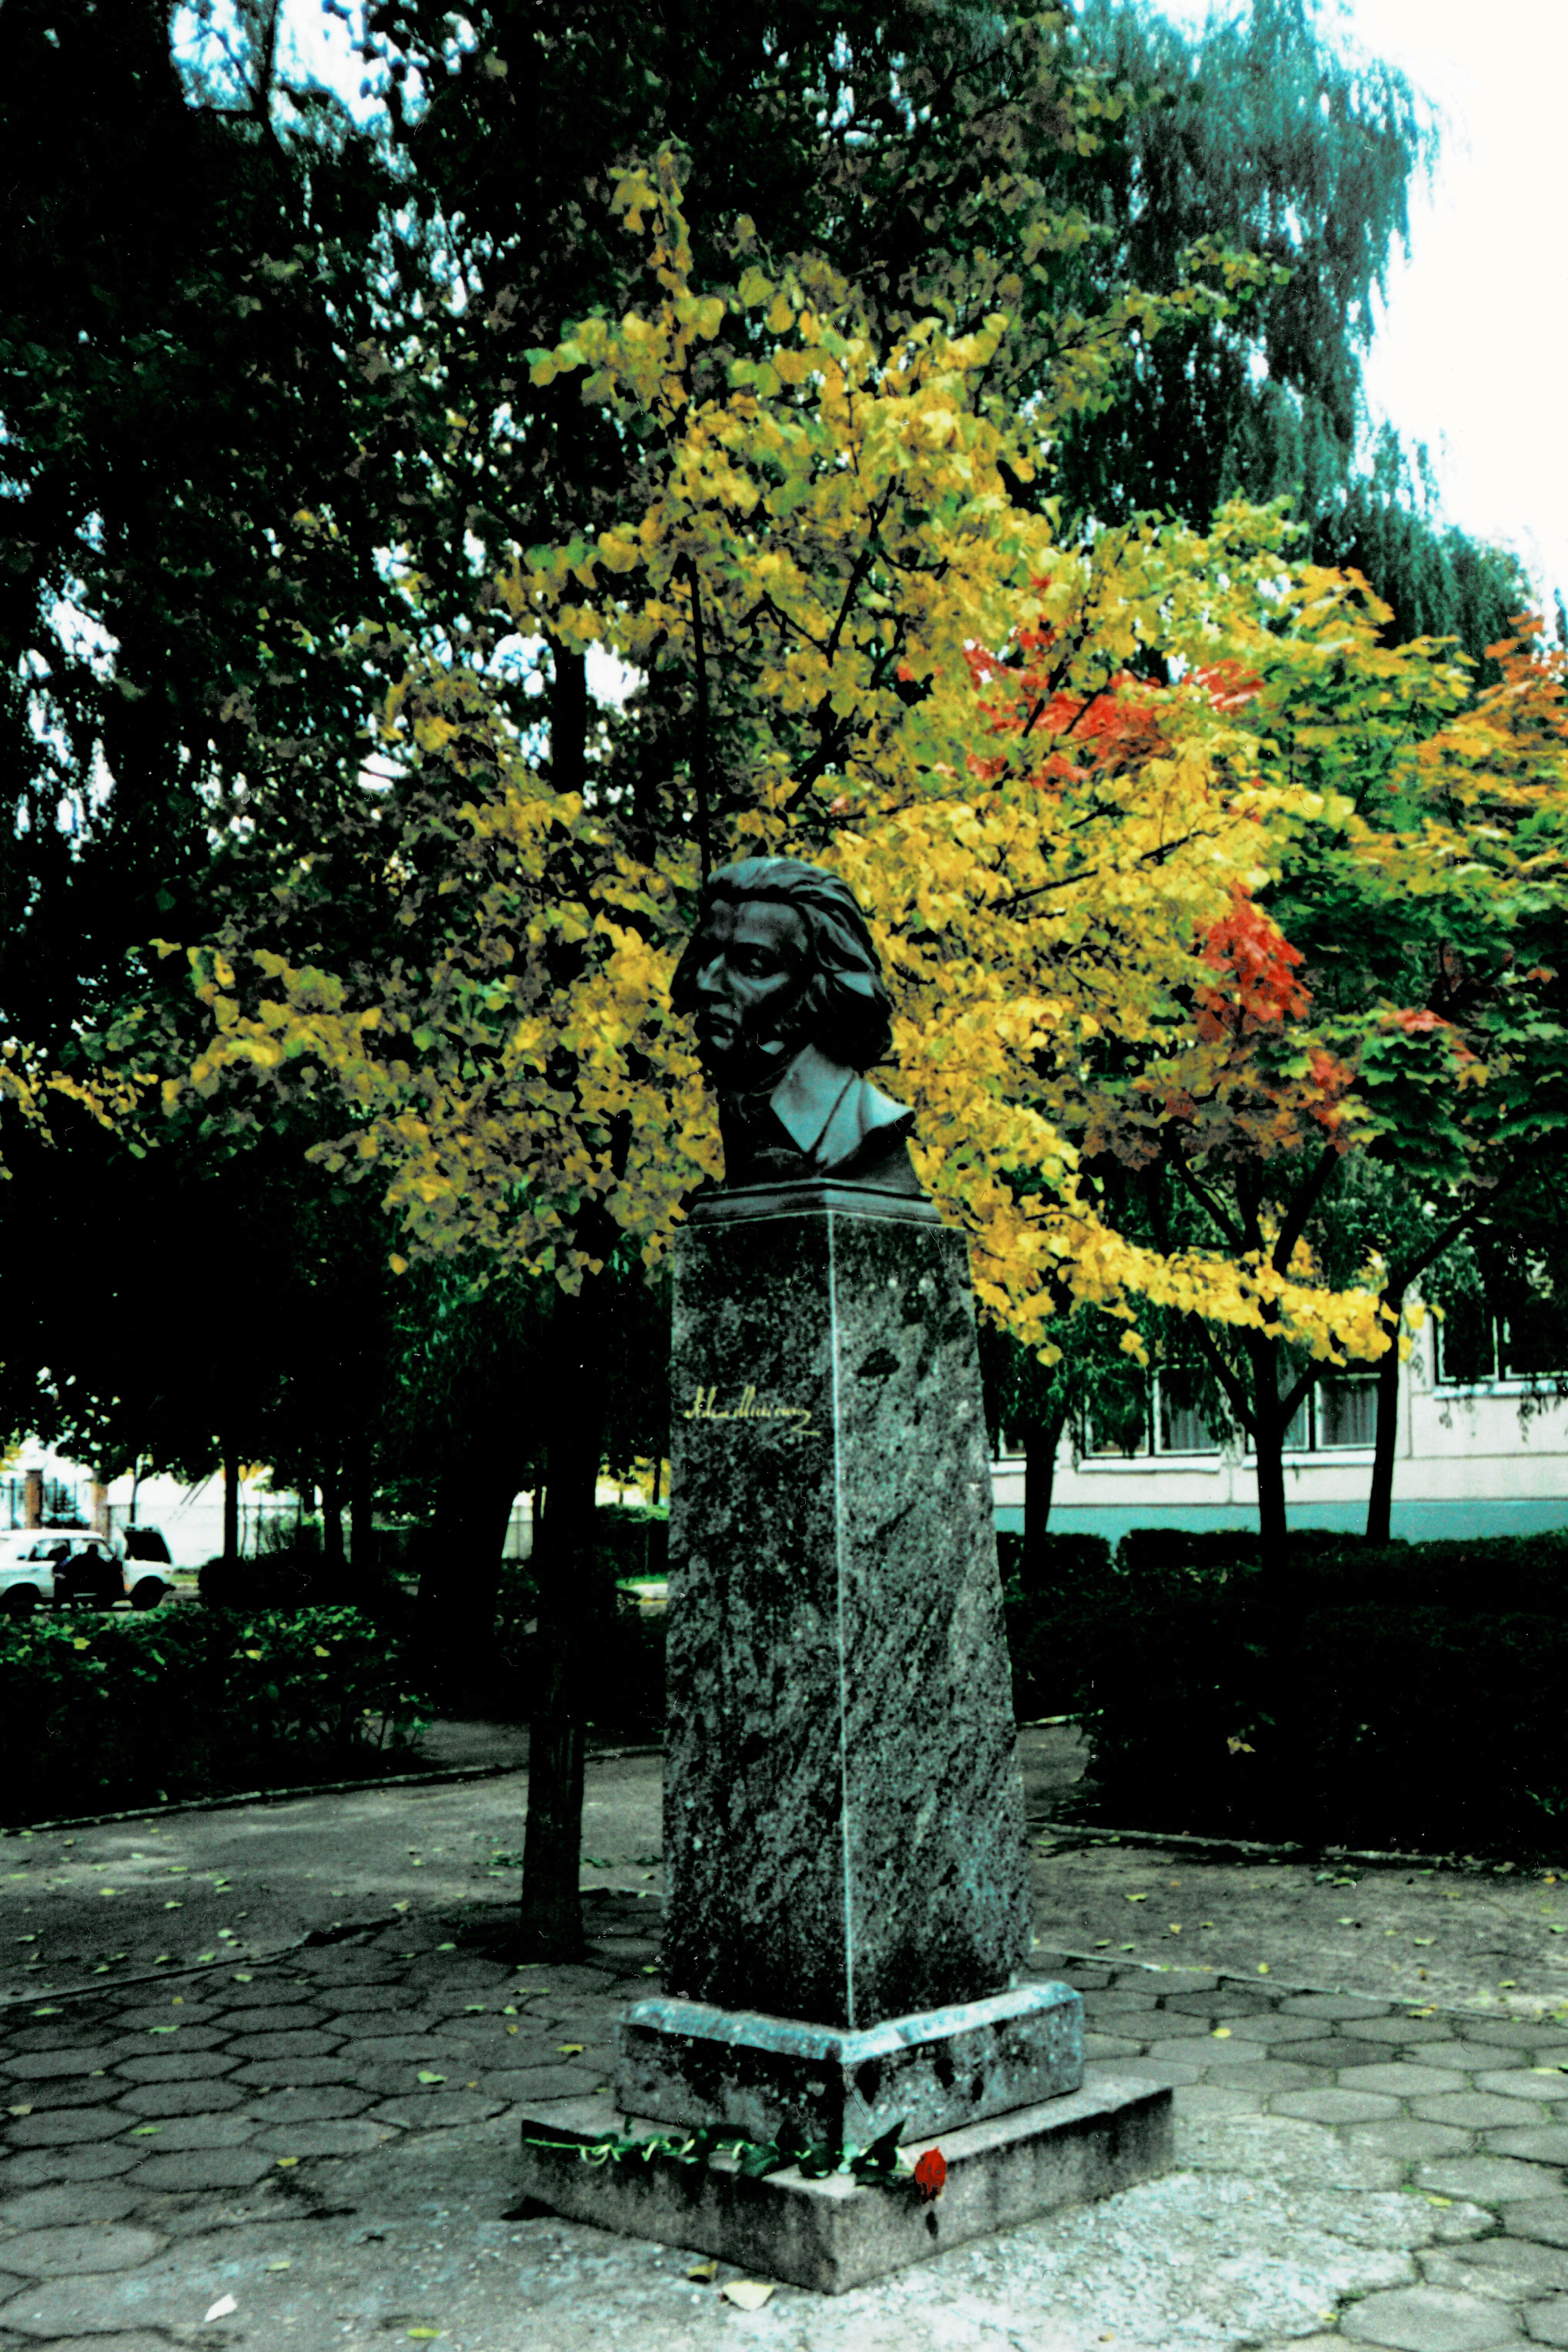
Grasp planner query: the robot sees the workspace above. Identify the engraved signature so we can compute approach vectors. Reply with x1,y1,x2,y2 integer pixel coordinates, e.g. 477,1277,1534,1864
682,1383,816,1436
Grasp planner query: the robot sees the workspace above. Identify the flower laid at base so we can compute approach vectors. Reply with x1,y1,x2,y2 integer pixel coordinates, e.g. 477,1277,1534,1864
523,2118,946,2196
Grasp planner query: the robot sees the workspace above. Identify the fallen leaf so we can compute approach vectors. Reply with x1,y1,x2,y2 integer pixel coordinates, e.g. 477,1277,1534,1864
557,2044,583,2056
437,1943,456,1952
1412,1938,1435,1947
392,1901,410,1913
1211,2029,1231,2040
149,2025,178,2034
1425,2194,1452,2208
233,1973,253,1983
720,2281,775,2311
687,2261,717,2283
131,2126,162,2136
275,2156,300,2168
267,2261,291,2272
1256,1963,1269,1975
407,2333,442,2341
194,1953,217,1964
1168,1924,1181,1935
204,2296,238,2322
1124,1893,1149,1904
417,2072,446,2085
6,2105,32,2118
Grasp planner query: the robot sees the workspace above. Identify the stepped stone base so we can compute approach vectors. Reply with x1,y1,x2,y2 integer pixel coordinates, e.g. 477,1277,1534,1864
515,2077,1175,2296
615,1982,1084,2148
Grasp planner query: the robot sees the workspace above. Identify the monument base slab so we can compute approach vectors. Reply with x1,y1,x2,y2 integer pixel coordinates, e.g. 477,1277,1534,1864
515,2078,1174,2296
615,1982,1084,2147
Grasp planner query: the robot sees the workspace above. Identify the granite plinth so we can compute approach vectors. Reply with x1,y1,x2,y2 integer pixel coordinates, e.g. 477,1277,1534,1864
516,2078,1175,2295
664,1187,1031,2029
615,1982,1084,2146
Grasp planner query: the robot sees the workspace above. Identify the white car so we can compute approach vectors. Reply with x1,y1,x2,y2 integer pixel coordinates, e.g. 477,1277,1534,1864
0,1529,165,1617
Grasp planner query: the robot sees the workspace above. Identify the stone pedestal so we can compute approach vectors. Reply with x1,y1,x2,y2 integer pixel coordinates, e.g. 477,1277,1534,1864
515,1178,1172,2282
657,1182,1032,2036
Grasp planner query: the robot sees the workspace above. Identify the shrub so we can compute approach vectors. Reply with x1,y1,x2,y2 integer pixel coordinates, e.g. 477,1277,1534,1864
0,1605,429,1823
1011,1528,1568,1852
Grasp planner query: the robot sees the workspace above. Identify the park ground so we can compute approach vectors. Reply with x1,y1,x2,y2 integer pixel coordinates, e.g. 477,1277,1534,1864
0,1727,1566,2352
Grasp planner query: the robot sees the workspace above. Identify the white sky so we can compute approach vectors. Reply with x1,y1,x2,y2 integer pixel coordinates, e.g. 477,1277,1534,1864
276,0,1568,610
1165,0,1568,613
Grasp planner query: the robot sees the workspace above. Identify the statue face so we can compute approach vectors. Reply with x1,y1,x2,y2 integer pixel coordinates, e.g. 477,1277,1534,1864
685,896,810,1088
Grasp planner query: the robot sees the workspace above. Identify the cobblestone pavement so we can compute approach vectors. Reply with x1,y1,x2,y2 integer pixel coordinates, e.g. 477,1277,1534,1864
2,1879,1567,2352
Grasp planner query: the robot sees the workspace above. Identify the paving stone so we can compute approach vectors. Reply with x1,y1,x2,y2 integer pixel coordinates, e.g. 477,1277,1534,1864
364,2092,506,2129
219,2031,343,2061
112,2053,238,2084
241,2087,373,2124
0,2186,140,2228
1080,1990,1162,2015
1145,2036,1239,2065
1455,2241,1568,2294
113,2082,245,2119
308,1984,423,2013
1357,2065,1484,2098
247,2119,395,2155
111,2003,219,2029
1171,2083,1269,2117
224,2060,356,2090
330,2034,465,2065
1139,2012,1219,2040
1196,2060,1318,2094
0,2224,166,2276
0,2146,143,2186
1523,2298,1568,2344
208,2004,323,2029
21,2077,120,2111
1421,2160,1568,2204
1340,2283,1521,2349
1084,2055,1203,2088
112,2115,255,2151
1351,2122,1481,2163
0,2052,118,2083
1347,2019,1471,2046
1273,2088,1403,2124
1419,2099,1554,2131
1484,2132,1568,2168
1292,2039,1386,2070
1083,2033,1148,2060
1225,2014,1328,2044
1503,2203,1568,2249
127,2147,277,2191
1459,2026,1564,2051
1479,2075,1568,2105
1164,1990,1273,2017
102,2028,231,2060
5,2110,129,2149
0,2269,196,2335
1282,1994,1393,2020
1414,2046,1528,2075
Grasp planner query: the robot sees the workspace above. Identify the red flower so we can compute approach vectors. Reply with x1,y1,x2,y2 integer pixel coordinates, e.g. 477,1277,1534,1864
913,2148,947,2202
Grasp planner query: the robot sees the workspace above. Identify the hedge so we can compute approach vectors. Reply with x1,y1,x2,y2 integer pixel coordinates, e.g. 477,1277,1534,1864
0,1605,429,1823
1003,1528,1568,1854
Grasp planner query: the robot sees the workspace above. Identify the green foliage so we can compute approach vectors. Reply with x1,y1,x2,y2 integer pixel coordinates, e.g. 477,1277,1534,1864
1012,1532,1568,1851
0,1605,429,1823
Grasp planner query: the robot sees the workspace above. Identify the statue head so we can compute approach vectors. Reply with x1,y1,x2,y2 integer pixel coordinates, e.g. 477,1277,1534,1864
670,857,894,1093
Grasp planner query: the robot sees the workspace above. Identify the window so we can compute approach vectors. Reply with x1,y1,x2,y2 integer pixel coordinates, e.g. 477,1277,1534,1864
1435,1284,1568,1386
1083,1370,1223,1459
1314,1375,1379,1450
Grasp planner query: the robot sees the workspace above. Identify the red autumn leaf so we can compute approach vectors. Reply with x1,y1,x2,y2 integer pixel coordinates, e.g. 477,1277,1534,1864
913,2147,947,2202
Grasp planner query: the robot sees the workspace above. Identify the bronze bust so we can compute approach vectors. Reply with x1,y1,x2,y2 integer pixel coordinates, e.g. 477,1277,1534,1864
670,857,921,1193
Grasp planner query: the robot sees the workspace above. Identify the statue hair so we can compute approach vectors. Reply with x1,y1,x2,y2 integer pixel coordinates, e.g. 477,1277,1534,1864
670,857,895,1072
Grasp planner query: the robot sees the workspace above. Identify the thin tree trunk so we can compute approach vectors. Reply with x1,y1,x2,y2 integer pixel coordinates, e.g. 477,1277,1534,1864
349,1431,375,1588
520,1276,611,1960
1365,1290,1405,1544
1022,1401,1069,1584
321,1462,344,1564
222,1450,240,1565
417,1467,519,1690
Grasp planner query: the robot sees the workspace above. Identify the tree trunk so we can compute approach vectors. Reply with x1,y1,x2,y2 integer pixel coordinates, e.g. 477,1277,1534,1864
1365,1291,1404,1544
321,1462,344,1563
1022,1401,1069,1584
222,1450,240,1564
349,1431,376,1588
520,1277,611,1960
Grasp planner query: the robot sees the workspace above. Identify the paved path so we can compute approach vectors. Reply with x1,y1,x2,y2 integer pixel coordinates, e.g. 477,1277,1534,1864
2,1738,1567,2352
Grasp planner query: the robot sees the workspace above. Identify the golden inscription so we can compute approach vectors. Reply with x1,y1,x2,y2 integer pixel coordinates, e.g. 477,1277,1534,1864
682,1383,816,1436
